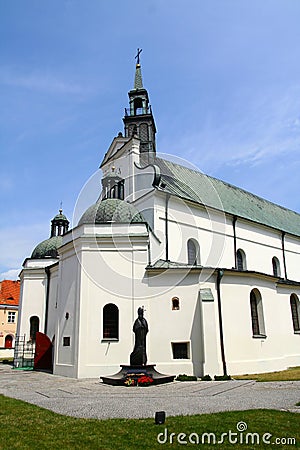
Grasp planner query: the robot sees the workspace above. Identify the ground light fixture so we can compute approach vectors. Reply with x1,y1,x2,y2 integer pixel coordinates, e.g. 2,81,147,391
155,411,166,424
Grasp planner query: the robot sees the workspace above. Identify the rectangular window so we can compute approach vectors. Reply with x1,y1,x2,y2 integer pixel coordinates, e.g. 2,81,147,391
172,342,189,359
7,312,16,323
63,336,70,347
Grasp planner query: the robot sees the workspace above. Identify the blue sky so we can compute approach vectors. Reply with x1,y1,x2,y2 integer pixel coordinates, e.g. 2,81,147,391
1,0,300,280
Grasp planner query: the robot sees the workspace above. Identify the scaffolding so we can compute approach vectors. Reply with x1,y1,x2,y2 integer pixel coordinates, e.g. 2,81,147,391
13,335,35,370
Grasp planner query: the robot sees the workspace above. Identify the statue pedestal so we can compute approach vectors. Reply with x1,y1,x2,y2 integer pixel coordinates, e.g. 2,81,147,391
101,364,175,386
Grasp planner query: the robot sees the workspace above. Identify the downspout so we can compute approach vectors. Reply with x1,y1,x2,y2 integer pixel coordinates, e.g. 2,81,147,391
146,223,152,266
44,267,51,335
281,232,288,279
232,216,237,268
165,193,170,261
216,269,227,376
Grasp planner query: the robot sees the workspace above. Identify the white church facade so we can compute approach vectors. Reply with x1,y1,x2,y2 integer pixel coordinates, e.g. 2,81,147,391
17,57,300,379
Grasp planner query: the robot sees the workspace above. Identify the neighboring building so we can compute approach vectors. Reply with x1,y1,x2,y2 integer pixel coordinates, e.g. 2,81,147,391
17,57,300,378
0,280,20,356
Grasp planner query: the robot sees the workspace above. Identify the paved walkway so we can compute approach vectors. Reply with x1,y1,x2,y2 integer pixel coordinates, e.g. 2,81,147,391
0,364,299,419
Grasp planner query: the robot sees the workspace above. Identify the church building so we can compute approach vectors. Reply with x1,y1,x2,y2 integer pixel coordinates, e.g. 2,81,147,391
17,55,300,379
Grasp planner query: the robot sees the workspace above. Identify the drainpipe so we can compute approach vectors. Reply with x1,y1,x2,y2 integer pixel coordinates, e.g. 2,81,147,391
146,223,152,266
216,269,227,376
232,216,237,269
165,194,170,262
44,267,51,335
281,232,288,280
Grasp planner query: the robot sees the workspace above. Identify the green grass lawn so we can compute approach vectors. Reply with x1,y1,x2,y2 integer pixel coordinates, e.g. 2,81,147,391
0,395,299,449
233,366,300,382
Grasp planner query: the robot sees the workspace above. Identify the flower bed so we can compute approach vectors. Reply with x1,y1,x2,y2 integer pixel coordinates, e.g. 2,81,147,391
124,374,154,386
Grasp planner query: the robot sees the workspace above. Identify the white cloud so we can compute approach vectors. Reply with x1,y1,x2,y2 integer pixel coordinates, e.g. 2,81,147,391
0,223,48,274
0,66,86,95
0,269,20,281
162,84,300,174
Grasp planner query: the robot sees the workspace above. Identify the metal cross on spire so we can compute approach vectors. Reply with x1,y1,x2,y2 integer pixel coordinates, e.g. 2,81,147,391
135,48,142,65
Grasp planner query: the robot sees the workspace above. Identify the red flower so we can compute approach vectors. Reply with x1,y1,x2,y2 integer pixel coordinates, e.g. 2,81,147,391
137,375,153,385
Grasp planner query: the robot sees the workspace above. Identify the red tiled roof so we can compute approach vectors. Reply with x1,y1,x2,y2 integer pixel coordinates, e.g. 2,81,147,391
0,280,20,306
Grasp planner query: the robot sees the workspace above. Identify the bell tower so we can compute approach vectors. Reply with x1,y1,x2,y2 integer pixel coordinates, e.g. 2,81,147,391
123,49,156,162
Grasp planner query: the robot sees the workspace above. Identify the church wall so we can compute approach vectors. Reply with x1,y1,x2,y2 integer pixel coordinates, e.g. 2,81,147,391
17,268,47,340
77,271,136,378
54,247,81,378
145,270,222,378
61,224,150,378
151,191,300,284
220,274,300,374
276,284,300,366
134,190,157,235
153,193,234,269
201,289,222,376
77,250,135,377
235,220,284,275
46,264,59,341
284,234,300,280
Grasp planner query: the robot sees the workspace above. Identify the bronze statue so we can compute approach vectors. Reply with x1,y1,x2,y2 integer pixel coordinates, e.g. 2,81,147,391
130,307,148,365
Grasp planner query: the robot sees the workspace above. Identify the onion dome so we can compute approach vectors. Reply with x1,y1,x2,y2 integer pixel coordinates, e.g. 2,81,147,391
78,198,145,226
31,236,63,259
31,209,69,259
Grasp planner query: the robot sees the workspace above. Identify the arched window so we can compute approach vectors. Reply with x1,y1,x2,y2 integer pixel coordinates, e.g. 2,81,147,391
187,239,200,265
30,316,39,342
272,257,281,277
236,249,246,270
250,289,266,337
172,297,180,310
290,294,300,333
103,304,119,340
5,335,13,349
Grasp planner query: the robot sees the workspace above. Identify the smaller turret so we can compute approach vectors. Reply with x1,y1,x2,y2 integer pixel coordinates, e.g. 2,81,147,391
31,209,69,259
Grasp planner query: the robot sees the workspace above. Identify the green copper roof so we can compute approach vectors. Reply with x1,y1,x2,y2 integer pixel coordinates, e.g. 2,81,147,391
52,211,68,222
134,64,143,89
154,158,300,237
78,198,145,225
31,236,62,259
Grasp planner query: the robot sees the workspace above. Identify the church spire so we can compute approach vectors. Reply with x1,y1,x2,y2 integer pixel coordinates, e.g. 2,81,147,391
123,49,157,161
134,48,143,89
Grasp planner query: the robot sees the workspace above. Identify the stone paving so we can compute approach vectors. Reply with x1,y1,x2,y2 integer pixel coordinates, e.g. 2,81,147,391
0,364,299,419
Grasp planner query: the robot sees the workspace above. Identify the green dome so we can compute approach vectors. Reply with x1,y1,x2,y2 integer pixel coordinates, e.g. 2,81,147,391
52,211,68,221
78,198,145,226
31,236,62,259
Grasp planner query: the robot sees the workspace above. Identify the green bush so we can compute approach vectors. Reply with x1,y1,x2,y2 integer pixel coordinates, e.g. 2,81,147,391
175,374,197,381
200,374,212,381
214,374,231,381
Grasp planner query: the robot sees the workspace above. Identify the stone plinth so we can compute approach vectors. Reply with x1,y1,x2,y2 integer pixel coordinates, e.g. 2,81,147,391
100,364,175,386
